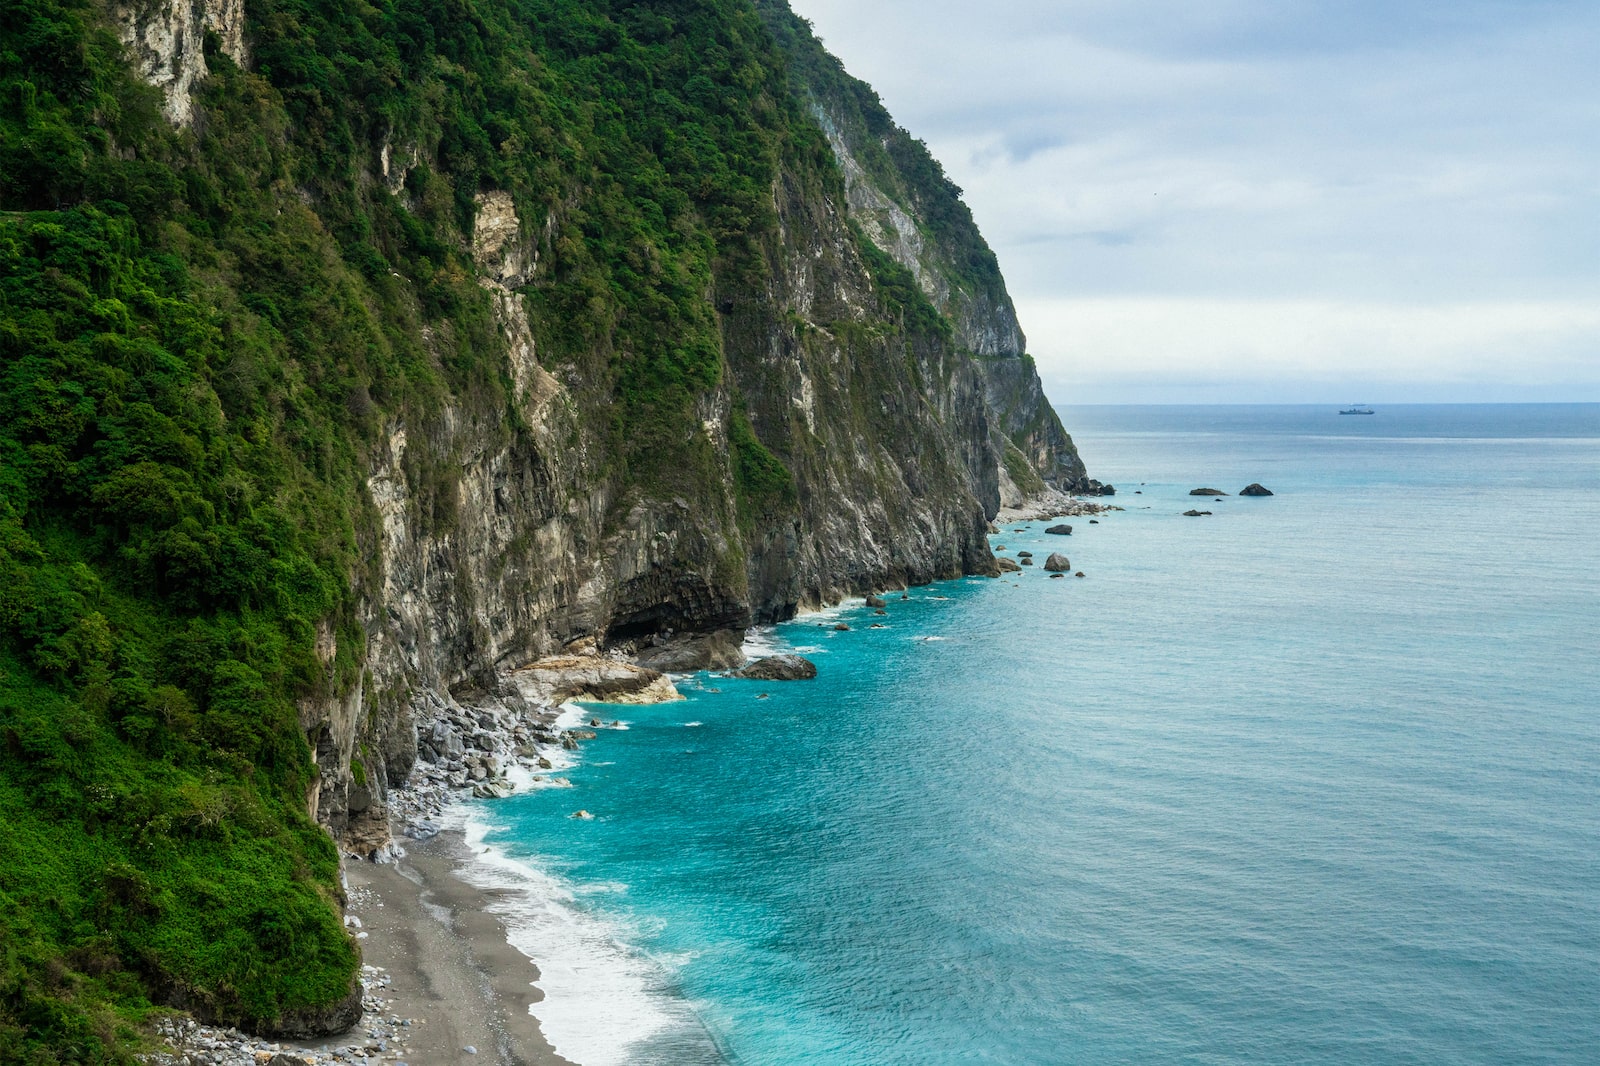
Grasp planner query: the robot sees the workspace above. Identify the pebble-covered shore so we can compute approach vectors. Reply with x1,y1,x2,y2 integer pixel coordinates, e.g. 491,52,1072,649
145,659,646,1066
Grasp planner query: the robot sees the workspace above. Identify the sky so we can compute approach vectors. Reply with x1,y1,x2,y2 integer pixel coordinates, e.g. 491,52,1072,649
784,0,1600,404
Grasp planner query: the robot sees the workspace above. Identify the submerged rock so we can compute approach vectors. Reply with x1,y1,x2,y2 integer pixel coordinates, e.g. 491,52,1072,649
734,655,819,681
1050,573,1065,579
1240,483,1274,496
1183,509,1213,517
1043,553,1071,572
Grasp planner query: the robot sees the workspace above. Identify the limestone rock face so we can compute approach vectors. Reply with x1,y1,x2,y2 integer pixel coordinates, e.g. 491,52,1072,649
115,0,248,126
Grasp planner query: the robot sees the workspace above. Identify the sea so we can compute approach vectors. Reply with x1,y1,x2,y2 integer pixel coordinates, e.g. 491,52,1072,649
459,404,1600,1066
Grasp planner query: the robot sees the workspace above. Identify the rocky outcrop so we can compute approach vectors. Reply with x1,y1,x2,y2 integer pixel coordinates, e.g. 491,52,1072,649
634,630,748,673
1046,524,1072,535
115,0,248,126
510,657,682,706
734,655,819,681
1190,488,1228,496
1043,553,1072,572
1241,483,1274,496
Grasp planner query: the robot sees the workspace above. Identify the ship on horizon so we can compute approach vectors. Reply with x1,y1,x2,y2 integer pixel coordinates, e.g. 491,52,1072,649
1340,404,1375,415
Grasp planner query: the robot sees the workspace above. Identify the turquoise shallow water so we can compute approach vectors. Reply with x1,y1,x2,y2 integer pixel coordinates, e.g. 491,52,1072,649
476,404,1600,1065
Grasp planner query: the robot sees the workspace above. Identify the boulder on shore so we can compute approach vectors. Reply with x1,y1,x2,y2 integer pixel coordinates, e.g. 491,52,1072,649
735,654,818,681
997,557,1023,573
1043,553,1071,572
1190,487,1228,496
865,594,888,608
512,656,682,704
1046,524,1072,535
634,629,747,673
1240,483,1274,496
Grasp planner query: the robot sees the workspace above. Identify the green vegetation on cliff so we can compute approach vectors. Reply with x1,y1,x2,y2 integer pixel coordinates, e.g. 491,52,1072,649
0,0,1074,1058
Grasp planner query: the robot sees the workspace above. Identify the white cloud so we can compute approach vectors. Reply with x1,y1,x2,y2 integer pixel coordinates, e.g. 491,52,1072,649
787,0,1600,401
1023,297,1600,403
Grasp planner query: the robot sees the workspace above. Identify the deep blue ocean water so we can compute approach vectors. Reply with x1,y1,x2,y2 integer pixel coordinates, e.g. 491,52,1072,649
470,404,1600,1066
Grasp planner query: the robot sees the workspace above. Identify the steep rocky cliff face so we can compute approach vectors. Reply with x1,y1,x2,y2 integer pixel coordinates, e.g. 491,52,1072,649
0,0,1095,1053
756,3,1101,505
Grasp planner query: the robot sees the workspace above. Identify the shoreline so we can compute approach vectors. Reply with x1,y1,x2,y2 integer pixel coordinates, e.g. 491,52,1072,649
151,496,1107,1066
304,830,576,1066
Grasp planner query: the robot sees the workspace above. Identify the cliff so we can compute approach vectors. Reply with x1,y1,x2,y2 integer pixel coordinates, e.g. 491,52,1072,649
0,0,1092,1056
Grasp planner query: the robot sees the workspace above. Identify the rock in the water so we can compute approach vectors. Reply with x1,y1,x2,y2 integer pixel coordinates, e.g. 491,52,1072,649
1089,519,1099,524
865,594,888,608
1017,551,1032,558
1020,557,1034,565
734,655,819,681
1046,524,1072,535
834,623,851,632
1240,483,1274,496
1190,487,1228,496
571,811,593,821
997,557,1023,573
1050,573,1065,579
874,608,887,615
1075,571,1085,578
1183,509,1213,517
1043,553,1071,572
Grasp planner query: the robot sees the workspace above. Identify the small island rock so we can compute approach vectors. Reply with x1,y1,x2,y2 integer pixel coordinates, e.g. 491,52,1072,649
1190,487,1228,496
1043,552,1072,572
1240,483,1274,496
735,654,819,681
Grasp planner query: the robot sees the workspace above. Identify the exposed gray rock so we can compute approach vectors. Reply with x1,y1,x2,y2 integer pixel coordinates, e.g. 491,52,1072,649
733,655,819,681
1190,488,1228,496
1043,553,1072,572
996,557,1022,573
1183,510,1213,517
1240,483,1274,496
865,594,888,608
634,630,748,673
1046,524,1072,535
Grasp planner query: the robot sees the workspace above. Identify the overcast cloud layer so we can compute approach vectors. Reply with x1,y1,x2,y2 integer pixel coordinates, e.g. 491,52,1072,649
786,0,1599,403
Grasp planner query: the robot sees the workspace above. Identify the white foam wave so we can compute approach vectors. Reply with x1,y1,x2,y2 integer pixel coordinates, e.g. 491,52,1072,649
455,814,705,1066
740,624,782,659
683,722,703,728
